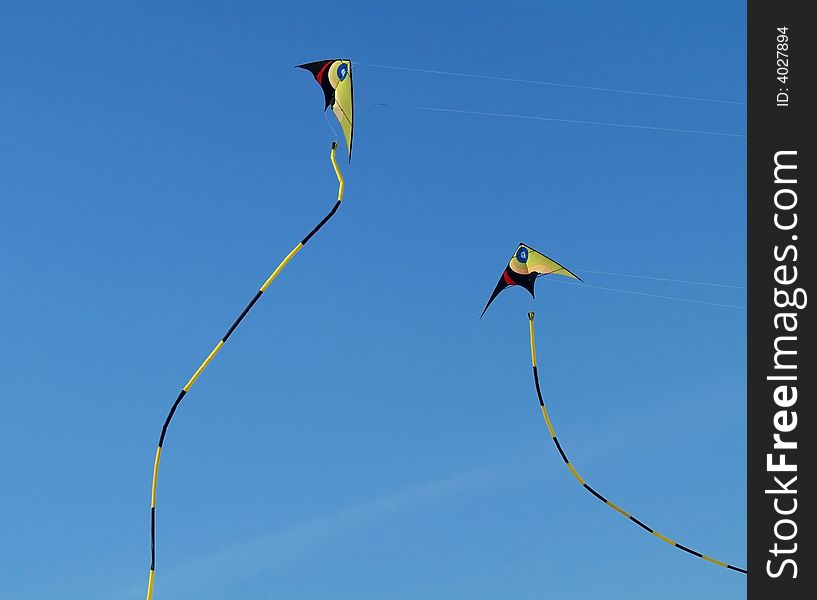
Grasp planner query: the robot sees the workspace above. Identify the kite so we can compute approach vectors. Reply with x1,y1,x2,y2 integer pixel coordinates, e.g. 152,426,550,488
481,243,580,317
525,311,747,573
144,90,349,598
298,59,354,160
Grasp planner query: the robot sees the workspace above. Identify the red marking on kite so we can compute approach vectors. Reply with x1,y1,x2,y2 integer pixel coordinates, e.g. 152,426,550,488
314,61,331,83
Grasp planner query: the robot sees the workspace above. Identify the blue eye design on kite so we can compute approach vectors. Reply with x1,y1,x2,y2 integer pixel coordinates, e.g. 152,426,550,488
337,63,348,81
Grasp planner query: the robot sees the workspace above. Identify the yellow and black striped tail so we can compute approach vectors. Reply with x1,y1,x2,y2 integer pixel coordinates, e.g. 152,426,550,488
527,312,746,574
145,143,345,600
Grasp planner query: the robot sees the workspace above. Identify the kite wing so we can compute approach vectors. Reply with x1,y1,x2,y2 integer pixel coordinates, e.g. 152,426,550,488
481,243,580,317
297,59,354,160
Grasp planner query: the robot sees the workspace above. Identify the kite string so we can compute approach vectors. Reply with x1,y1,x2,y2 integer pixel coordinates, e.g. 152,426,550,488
527,312,747,573
323,110,340,142
418,106,746,139
541,277,746,310
362,63,746,106
575,268,746,290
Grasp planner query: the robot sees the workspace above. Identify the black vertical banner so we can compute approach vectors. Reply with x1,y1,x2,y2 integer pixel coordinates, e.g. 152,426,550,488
748,1,814,597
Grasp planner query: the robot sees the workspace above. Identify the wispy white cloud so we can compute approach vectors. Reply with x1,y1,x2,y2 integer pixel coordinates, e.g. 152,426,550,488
116,462,504,599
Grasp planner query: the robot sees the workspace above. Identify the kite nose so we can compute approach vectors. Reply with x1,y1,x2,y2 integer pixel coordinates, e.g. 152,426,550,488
528,311,535,320
331,141,338,150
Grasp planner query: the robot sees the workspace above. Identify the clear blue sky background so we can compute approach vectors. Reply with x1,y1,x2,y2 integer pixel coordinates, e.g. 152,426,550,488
1,1,746,598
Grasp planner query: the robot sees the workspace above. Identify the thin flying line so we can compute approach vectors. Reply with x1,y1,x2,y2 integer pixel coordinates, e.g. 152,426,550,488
576,269,746,290
323,110,339,140
366,63,746,106
543,278,746,310
418,106,746,139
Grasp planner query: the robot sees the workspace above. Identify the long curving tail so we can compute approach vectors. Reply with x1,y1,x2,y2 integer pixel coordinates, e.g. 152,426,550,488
526,311,746,574
145,142,346,600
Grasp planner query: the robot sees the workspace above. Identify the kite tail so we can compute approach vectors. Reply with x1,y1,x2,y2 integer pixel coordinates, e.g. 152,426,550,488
145,142,345,600
526,312,746,574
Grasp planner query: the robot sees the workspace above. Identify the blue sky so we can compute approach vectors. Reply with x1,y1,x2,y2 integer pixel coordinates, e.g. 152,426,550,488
0,1,746,598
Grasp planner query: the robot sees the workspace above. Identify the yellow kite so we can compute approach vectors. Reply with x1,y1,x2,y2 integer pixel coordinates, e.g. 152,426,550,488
481,243,580,317
298,59,354,160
